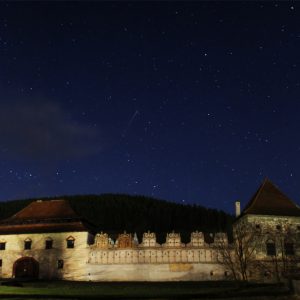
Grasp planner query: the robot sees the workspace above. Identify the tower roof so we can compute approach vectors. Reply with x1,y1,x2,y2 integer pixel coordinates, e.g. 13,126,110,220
0,199,96,234
242,178,300,217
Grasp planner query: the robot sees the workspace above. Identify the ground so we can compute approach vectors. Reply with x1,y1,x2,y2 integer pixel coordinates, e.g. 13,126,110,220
0,280,296,299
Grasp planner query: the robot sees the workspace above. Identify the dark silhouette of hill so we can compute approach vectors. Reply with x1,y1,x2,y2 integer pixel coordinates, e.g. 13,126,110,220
0,194,233,243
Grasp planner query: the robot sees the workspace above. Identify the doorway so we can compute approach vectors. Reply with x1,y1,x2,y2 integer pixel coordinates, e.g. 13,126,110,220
13,257,39,278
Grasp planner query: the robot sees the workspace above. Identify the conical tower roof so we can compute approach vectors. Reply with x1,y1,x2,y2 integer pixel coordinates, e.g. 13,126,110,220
242,178,300,217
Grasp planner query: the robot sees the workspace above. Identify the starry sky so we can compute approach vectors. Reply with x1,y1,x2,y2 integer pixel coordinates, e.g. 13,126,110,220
0,2,299,213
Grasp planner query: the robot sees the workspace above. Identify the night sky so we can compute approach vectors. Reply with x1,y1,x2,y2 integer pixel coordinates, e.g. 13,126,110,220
0,2,299,213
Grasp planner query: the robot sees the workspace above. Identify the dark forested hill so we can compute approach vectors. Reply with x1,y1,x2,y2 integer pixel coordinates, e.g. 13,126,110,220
0,194,233,243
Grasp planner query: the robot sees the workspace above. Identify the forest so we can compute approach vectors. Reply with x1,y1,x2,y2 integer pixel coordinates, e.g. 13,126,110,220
0,194,233,243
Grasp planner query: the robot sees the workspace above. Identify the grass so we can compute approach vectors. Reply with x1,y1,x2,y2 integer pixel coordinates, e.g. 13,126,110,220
0,280,292,299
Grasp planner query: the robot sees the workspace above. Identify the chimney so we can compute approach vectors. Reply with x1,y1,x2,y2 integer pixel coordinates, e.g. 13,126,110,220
235,201,241,217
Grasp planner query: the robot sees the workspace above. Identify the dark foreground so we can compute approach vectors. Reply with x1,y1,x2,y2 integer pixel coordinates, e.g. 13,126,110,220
0,280,296,299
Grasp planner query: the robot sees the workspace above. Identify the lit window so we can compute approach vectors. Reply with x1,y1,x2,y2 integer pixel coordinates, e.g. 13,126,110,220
57,259,64,269
0,242,6,250
66,236,75,248
266,241,276,256
24,239,32,250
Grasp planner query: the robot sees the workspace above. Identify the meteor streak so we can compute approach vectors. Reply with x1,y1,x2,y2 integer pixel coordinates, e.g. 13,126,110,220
122,110,140,138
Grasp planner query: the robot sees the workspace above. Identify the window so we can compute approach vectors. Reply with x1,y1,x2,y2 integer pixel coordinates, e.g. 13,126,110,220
255,224,260,230
45,239,53,250
0,242,6,250
284,242,294,256
276,225,281,231
264,271,271,277
24,239,32,250
66,236,75,248
0,259,2,267
57,259,64,269
266,241,276,256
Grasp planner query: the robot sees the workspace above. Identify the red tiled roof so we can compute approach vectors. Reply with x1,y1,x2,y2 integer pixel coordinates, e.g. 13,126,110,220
242,178,300,217
7,199,79,220
0,199,96,234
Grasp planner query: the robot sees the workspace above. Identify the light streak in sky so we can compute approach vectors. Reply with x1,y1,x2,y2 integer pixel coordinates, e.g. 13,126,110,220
122,110,140,138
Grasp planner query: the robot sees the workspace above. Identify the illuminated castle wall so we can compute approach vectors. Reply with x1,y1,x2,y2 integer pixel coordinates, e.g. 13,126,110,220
0,229,227,281
86,231,227,281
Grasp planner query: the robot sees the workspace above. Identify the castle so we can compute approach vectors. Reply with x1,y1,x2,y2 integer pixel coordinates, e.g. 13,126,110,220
0,179,299,281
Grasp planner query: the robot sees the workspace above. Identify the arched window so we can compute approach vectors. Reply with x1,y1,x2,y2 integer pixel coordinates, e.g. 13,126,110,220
66,236,75,248
266,240,276,256
45,237,53,250
24,238,32,250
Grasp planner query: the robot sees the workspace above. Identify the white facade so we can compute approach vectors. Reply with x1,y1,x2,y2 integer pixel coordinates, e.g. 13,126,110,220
0,231,91,280
0,230,228,281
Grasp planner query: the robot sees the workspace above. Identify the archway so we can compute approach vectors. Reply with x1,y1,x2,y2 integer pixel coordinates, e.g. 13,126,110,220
13,257,39,278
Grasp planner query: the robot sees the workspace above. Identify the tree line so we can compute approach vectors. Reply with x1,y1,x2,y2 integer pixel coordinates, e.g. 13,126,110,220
0,194,233,243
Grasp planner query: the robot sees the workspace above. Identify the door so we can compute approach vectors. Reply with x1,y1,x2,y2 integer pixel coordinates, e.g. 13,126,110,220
13,257,39,278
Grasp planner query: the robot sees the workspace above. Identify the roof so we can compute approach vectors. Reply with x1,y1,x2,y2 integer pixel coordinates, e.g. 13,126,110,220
242,178,300,217
0,199,97,234
7,199,79,220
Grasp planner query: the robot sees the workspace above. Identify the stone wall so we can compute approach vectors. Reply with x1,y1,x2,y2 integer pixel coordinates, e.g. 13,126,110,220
88,248,217,264
0,230,232,281
85,262,226,281
85,247,225,281
239,214,300,258
84,231,228,281
233,214,300,282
